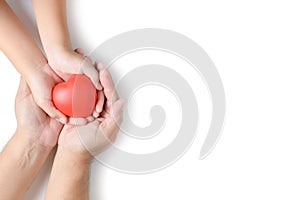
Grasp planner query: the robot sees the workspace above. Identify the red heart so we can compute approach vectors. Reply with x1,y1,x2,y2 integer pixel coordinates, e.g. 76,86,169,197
52,74,97,117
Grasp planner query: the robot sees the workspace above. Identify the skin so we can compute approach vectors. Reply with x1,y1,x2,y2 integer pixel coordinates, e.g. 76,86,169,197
0,0,66,123
0,61,123,200
0,0,103,124
0,1,124,199
31,0,101,90
0,78,63,200
45,60,125,200
0,57,124,199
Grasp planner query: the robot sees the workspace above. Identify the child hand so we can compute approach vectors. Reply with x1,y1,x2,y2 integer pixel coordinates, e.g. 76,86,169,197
26,63,67,123
47,48,102,90
26,61,103,126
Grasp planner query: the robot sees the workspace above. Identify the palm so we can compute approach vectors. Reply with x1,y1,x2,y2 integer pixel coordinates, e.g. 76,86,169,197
58,62,124,156
15,78,63,147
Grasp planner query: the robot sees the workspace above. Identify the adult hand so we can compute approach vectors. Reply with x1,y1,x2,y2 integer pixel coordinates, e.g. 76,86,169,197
58,61,125,158
15,77,63,148
0,77,63,199
60,49,106,125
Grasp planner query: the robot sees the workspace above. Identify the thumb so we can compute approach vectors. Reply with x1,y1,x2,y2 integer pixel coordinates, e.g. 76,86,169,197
74,48,84,56
38,99,67,124
74,48,102,90
111,99,126,124
81,56,102,90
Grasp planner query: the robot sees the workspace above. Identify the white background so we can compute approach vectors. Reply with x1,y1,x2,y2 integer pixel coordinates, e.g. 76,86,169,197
0,0,300,199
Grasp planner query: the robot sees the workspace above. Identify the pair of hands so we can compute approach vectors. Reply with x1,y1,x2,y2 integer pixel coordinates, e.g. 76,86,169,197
16,49,124,158
26,48,103,124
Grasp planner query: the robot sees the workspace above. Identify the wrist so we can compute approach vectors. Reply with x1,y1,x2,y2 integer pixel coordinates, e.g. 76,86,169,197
14,129,54,152
19,58,48,79
56,145,92,166
47,46,75,70
1,131,52,170
45,43,73,63
0,131,52,199
24,62,57,90
46,146,91,200
21,61,49,82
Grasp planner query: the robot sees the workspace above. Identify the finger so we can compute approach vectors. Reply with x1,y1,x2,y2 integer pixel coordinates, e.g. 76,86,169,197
45,63,67,82
96,117,105,122
54,69,70,82
111,99,125,124
93,110,100,118
95,61,105,71
96,90,105,113
101,117,121,141
97,62,119,103
86,116,95,122
39,100,67,124
81,57,102,90
74,48,84,55
100,108,110,118
46,62,71,81
100,100,125,138
68,117,89,125
111,99,126,113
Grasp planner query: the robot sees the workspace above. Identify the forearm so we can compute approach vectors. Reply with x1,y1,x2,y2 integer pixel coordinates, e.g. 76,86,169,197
0,131,52,200
45,146,91,200
32,0,72,56
0,1,47,77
